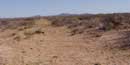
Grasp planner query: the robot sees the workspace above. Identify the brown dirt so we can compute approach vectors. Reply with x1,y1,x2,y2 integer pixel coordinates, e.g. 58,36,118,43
0,25,130,65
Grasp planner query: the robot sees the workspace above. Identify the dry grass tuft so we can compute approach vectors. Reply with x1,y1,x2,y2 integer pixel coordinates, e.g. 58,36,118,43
34,19,52,27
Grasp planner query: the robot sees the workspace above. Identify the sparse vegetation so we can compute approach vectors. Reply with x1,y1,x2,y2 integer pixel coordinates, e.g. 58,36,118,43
24,27,44,36
94,63,101,65
1,13,130,65
34,19,52,27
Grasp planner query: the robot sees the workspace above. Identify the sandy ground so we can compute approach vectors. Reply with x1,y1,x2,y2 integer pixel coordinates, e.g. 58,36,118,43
0,26,130,65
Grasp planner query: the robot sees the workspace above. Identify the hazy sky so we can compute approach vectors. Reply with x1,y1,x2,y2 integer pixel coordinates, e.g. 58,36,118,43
0,0,130,17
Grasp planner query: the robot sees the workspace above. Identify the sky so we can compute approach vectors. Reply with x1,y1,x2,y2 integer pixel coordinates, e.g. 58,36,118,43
0,0,130,17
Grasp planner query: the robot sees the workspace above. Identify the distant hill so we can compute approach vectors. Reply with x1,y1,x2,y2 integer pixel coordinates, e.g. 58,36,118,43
55,13,92,16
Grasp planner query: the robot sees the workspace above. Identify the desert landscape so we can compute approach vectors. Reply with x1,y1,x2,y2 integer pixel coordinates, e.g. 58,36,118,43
0,13,130,65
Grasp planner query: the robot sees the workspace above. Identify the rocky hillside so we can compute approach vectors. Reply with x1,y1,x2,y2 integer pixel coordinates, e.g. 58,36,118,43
0,13,130,65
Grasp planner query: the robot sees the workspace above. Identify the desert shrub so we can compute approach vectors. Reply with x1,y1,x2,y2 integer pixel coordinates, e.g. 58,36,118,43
13,27,44,41
0,20,10,30
0,18,36,30
24,27,44,36
94,63,101,65
13,35,21,41
47,16,81,27
1,13,130,33
34,19,52,27
0,20,9,25
98,17,115,31
17,26,30,31
102,31,130,50
115,31,130,50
